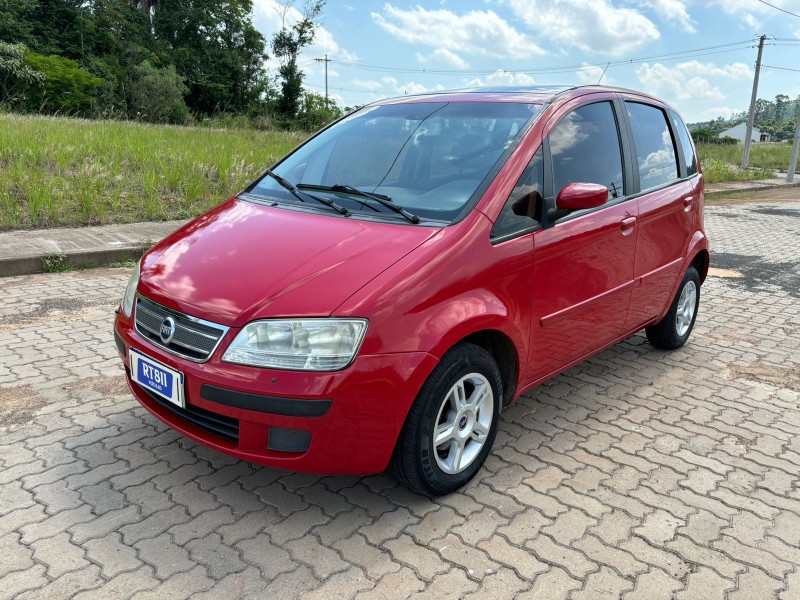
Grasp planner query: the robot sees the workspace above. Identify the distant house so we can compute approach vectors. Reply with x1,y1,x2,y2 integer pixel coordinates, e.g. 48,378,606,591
718,123,772,142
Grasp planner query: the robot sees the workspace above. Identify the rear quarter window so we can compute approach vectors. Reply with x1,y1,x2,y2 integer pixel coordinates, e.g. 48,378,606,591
669,110,698,176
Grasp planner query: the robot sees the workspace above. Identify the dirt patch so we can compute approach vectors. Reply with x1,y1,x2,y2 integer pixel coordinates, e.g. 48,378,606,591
0,385,48,426
0,297,116,331
710,187,800,205
712,252,800,299
730,362,800,391
63,375,128,398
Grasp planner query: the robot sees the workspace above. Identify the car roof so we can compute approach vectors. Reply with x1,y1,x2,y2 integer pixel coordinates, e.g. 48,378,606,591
375,84,665,106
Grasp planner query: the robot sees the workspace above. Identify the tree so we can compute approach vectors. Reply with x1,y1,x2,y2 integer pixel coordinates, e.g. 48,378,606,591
153,0,269,115
271,0,324,120
0,42,45,107
23,51,103,115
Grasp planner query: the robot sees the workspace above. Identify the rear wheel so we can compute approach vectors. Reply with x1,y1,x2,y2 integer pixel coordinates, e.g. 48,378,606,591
646,266,700,350
390,343,501,496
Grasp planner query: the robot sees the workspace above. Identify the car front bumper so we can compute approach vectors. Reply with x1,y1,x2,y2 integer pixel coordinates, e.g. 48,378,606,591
114,312,438,475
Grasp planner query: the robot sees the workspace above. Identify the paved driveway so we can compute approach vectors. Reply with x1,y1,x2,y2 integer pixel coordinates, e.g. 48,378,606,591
1,199,799,599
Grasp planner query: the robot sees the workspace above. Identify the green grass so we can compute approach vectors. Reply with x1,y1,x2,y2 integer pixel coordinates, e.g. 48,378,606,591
697,142,795,184
0,113,306,230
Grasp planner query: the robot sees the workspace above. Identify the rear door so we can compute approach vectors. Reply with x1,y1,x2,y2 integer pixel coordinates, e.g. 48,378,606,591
529,97,638,380
620,100,698,330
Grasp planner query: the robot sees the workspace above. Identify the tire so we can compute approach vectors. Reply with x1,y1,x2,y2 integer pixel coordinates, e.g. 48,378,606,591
646,266,700,350
390,342,502,496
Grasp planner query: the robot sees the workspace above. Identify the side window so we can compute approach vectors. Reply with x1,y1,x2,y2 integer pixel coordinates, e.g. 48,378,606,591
670,110,698,176
625,102,679,190
550,102,625,203
491,148,543,240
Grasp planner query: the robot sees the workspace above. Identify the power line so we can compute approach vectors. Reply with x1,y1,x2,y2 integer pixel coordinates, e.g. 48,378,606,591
326,39,757,77
756,0,800,18
762,64,800,73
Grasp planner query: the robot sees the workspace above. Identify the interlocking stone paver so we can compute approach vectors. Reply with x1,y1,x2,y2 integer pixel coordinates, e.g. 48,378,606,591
135,533,195,578
2,199,800,598
30,531,91,578
622,568,684,600
285,533,349,579
235,533,298,580
382,533,451,581
83,532,143,578
355,566,425,599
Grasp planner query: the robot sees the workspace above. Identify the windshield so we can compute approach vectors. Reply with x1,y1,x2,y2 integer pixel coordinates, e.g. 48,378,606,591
246,101,542,223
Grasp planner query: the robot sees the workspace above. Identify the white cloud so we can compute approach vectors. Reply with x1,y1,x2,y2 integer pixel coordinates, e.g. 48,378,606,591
432,48,469,69
698,0,795,26
638,0,695,32
697,106,740,121
636,62,726,103
464,70,536,88
506,0,660,56
251,0,357,74
415,48,469,69
676,60,752,80
575,63,614,85
372,3,545,60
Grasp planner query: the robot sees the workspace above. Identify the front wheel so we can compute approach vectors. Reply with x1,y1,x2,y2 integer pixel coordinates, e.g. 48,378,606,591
646,266,700,350
390,343,502,496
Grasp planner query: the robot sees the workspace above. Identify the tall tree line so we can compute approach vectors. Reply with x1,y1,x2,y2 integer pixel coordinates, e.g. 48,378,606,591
0,0,339,127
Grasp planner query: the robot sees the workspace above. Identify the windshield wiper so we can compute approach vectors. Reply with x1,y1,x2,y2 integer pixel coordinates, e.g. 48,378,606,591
297,183,421,224
264,170,349,216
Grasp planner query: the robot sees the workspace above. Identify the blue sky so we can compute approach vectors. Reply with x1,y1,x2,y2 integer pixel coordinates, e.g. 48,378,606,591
250,0,800,123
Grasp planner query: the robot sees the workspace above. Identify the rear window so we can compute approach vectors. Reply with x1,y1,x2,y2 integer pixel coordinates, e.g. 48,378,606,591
625,102,679,191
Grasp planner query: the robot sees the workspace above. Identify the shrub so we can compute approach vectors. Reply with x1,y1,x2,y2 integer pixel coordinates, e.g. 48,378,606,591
23,52,103,116
127,61,189,124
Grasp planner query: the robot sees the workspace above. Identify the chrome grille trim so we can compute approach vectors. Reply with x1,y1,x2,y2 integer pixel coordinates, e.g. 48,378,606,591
134,294,229,363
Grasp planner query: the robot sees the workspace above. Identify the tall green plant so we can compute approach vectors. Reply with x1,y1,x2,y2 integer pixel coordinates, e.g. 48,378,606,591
0,42,44,107
272,0,325,120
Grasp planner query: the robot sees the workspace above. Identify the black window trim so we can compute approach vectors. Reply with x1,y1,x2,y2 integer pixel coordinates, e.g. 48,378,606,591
489,146,545,245
541,96,634,229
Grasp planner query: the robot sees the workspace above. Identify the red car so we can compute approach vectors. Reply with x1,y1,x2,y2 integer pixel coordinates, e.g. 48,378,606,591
114,85,708,495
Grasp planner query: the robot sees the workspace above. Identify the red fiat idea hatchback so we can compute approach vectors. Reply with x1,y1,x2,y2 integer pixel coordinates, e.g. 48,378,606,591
114,85,708,495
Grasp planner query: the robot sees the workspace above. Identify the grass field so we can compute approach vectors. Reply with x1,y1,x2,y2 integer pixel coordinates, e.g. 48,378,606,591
0,114,305,230
1,114,796,230
697,142,794,184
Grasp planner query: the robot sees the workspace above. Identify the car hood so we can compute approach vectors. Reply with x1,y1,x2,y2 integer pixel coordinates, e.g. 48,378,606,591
138,198,439,327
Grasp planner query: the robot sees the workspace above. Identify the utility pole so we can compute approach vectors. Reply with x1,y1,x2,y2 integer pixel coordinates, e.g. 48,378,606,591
742,34,766,167
788,105,800,183
314,54,331,108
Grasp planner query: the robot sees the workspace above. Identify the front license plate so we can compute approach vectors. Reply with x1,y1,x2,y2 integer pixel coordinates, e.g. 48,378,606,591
130,348,185,408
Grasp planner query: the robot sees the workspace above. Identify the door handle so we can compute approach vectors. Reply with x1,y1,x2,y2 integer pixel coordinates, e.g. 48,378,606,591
683,195,694,210
620,216,636,234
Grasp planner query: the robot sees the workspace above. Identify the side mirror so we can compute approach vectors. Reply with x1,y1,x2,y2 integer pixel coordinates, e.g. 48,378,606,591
556,183,608,211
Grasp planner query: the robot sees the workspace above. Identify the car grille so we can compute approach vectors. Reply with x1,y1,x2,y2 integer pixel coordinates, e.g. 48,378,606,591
134,295,228,362
139,385,239,442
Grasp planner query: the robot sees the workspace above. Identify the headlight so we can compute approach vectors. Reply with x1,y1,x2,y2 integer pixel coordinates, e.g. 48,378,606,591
222,319,368,371
121,260,141,318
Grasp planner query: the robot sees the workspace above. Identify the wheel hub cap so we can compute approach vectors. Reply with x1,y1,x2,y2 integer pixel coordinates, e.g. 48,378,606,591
432,373,494,475
675,280,697,337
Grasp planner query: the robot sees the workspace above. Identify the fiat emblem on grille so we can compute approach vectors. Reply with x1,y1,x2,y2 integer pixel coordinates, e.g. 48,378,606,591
159,317,176,344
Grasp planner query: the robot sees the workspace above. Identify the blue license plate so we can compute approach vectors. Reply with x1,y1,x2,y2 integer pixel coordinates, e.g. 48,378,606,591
130,348,184,408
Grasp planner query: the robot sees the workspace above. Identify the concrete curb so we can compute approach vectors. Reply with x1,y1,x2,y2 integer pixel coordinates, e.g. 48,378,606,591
705,181,800,197
0,219,186,278
0,245,148,278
